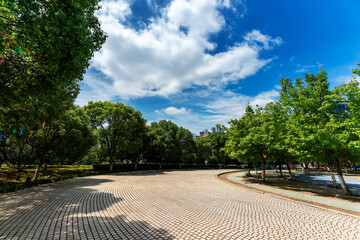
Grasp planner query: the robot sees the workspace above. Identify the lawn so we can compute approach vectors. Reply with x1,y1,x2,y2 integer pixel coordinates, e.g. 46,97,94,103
0,165,96,193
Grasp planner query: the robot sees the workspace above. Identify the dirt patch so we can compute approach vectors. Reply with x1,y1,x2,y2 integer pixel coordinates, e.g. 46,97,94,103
218,171,360,217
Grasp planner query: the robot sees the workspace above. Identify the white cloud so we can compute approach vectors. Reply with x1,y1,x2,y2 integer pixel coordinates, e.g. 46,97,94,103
334,75,360,84
153,88,279,133
167,0,225,35
75,73,117,106
244,30,283,50
97,0,131,23
157,106,191,115
84,0,282,100
222,0,231,8
295,64,316,73
204,89,279,119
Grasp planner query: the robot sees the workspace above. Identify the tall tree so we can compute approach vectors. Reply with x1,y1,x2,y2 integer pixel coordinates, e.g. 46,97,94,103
84,101,147,171
0,0,106,139
280,68,354,195
208,132,228,165
195,137,212,165
225,105,265,178
146,120,196,166
53,106,96,166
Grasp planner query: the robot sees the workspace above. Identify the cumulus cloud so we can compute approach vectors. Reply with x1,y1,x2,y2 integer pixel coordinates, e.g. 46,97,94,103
97,0,132,23
84,0,282,99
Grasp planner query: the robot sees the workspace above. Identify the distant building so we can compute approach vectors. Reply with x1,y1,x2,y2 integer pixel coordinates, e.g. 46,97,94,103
202,134,209,138
215,126,223,133
192,133,197,139
199,126,223,137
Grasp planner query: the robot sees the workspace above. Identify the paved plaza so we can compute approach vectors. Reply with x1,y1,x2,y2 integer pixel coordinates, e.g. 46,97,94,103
1,170,360,240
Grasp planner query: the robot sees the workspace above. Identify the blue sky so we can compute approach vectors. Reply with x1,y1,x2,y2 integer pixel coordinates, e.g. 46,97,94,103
76,0,360,134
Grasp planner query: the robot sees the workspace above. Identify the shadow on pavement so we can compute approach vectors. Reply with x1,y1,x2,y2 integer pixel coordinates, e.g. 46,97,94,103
0,176,175,239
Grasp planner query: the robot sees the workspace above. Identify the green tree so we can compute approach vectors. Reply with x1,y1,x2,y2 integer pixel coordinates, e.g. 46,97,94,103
53,106,96,166
259,101,296,178
84,101,147,171
146,120,196,166
177,127,196,166
194,137,212,165
0,0,106,143
279,68,354,195
208,131,228,165
225,105,264,178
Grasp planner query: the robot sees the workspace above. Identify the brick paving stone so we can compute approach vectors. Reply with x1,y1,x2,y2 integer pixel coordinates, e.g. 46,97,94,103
0,170,360,239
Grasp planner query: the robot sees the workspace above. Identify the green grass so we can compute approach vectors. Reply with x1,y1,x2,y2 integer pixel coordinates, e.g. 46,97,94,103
0,165,103,193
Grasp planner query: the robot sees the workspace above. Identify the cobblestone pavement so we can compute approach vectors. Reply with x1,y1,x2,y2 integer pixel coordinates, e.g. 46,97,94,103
1,170,360,240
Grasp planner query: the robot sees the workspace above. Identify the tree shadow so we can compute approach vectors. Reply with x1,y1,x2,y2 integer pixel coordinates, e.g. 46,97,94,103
0,176,175,239
293,174,360,194
243,173,360,202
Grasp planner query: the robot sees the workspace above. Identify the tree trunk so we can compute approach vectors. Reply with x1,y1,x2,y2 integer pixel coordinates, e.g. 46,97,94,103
254,165,258,174
326,166,338,188
286,160,293,179
247,160,251,176
334,158,352,195
33,154,46,182
109,150,113,171
33,160,42,182
278,161,283,177
34,164,40,182
261,158,266,182
303,163,310,175
42,161,47,171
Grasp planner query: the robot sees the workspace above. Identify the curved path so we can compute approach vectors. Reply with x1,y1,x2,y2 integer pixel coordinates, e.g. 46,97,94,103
0,170,359,240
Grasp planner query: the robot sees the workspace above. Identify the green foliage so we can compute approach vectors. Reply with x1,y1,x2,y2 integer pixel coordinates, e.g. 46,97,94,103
54,106,96,165
0,0,106,105
146,120,196,164
225,66,360,187
224,104,261,164
84,101,147,165
0,0,106,140
195,137,212,164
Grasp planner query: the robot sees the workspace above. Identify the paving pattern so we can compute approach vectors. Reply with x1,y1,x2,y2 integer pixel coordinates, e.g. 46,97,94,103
1,170,360,240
